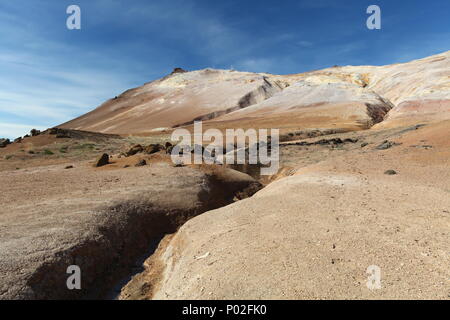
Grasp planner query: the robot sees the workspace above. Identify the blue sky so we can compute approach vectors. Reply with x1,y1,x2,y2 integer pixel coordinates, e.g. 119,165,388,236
0,0,449,139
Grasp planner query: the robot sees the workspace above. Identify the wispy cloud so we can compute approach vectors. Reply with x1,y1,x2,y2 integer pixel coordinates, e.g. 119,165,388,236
0,0,448,140
0,123,47,139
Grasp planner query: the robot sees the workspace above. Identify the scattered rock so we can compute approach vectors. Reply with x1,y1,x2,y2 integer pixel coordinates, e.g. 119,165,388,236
361,142,368,148
56,132,70,139
94,153,109,167
376,140,400,150
65,165,74,169
144,144,163,155
48,128,71,138
30,129,41,137
135,159,147,167
126,145,144,157
123,165,130,168
294,137,358,147
165,142,173,149
410,144,433,150
0,138,11,148
384,170,397,175
171,67,187,75
14,137,22,143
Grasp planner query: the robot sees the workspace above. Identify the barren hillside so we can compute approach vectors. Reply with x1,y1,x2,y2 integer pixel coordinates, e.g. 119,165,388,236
60,51,450,134
1,51,449,300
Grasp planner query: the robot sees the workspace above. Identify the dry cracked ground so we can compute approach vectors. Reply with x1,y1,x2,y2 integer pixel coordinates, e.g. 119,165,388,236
0,51,449,300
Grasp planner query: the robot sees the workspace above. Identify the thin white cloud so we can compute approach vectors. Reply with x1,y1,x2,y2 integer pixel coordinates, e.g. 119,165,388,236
298,41,314,48
0,123,47,139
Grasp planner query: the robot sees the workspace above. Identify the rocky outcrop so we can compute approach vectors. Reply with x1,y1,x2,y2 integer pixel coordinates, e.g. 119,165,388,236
0,138,11,148
57,51,450,134
144,144,164,155
30,129,41,137
126,145,144,157
94,153,110,167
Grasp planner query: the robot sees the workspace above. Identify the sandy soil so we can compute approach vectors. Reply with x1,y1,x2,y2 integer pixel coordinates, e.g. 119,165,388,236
125,121,450,300
0,139,260,299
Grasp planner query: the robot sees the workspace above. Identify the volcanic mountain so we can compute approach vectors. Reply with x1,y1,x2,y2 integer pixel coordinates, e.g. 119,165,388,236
60,51,450,134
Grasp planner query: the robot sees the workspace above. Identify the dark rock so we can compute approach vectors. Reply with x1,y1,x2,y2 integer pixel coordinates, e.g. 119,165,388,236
384,170,397,175
65,165,74,169
361,142,369,148
30,129,41,137
166,145,174,155
171,67,187,75
135,159,147,167
56,132,70,139
165,142,173,149
376,140,400,150
126,145,144,157
0,138,11,148
14,137,23,143
94,153,109,167
144,144,163,155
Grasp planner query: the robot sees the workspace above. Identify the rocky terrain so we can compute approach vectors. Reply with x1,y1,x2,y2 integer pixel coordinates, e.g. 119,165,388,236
0,51,449,300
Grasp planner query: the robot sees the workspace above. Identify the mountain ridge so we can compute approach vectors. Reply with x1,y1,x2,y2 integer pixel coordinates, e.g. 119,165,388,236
59,50,449,135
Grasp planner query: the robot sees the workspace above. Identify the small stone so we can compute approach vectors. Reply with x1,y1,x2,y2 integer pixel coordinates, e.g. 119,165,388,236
384,169,397,175
65,165,74,169
174,160,185,167
135,159,147,167
376,140,400,150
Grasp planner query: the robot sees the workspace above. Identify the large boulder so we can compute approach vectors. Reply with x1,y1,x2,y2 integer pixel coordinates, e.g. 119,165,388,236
94,153,109,167
30,129,41,137
0,138,11,148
